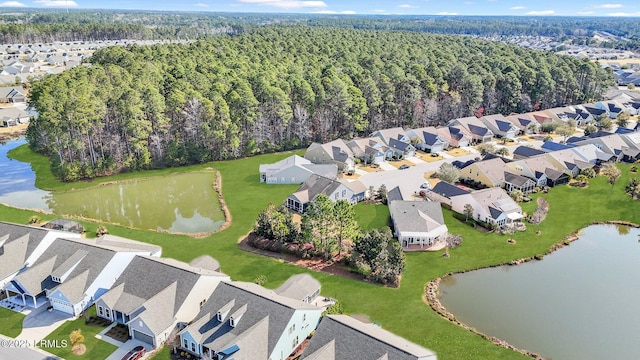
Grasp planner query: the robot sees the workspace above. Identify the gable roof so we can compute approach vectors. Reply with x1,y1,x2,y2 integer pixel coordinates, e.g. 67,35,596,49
389,201,446,234
504,172,535,187
274,274,321,302
512,146,545,158
301,315,437,360
430,182,469,198
182,281,319,356
0,222,53,279
290,174,347,204
259,155,311,174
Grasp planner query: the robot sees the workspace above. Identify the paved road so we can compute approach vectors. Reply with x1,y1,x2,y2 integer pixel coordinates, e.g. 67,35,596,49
0,335,60,360
357,140,543,199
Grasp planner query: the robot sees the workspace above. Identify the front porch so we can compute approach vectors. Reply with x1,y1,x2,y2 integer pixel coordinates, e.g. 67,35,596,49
1,288,49,311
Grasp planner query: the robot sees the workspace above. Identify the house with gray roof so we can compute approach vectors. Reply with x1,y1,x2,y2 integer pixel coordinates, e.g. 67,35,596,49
286,174,364,213
450,187,523,228
0,222,81,290
426,182,469,207
275,273,321,304
512,146,546,160
259,155,338,184
95,255,229,347
389,201,448,249
178,281,323,360
505,113,539,134
437,126,471,148
0,107,30,127
300,314,437,360
2,235,160,315
0,85,25,103
407,127,449,153
448,116,493,143
346,138,386,165
480,114,518,139
304,139,355,171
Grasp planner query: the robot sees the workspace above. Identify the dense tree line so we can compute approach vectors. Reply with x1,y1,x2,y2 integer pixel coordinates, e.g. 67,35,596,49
27,26,612,180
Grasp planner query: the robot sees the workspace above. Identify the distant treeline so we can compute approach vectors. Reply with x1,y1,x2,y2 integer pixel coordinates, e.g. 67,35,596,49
27,26,612,181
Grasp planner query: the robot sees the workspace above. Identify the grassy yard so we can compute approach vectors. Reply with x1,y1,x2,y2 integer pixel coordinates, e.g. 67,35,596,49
42,306,117,360
388,158,415,168
445,148,471,157
0,307,26,338
3,145,640,360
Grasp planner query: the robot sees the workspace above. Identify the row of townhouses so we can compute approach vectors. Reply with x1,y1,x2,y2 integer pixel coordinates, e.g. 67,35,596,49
0,221,438,359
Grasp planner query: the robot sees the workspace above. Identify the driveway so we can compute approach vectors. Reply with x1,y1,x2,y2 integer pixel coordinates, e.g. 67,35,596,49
16,307,72,342
104,339,153,360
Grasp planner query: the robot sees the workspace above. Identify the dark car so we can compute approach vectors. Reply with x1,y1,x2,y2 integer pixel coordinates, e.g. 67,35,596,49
399,164,410,170
121,346,146,360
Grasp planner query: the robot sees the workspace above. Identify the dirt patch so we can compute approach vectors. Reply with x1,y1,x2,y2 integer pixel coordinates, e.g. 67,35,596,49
388,159,415,168
213,170,232,233
72,344,86,356
446,148,470,157
0,123,27,140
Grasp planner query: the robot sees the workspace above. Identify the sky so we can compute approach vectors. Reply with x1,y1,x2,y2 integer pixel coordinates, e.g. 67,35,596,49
1,0,640,17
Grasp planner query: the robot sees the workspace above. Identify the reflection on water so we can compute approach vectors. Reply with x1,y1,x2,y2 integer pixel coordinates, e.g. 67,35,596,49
0,140,225,234
439,225,640,360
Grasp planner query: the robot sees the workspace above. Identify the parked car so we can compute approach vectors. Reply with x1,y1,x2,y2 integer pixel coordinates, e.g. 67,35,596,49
420,182,431,189
399,164,410,170
121,346,146,360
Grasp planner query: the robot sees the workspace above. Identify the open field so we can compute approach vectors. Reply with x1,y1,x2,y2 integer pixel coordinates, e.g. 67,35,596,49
3,145,640,360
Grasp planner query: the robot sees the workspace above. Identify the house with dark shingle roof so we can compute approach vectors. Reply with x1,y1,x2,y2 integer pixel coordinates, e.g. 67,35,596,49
426,182,469,207
0,222,82,290
95,255,229,348
480,114,518,139
407,127,449,153
389,201,448,249
300,314,437,360
304,139,355,171
2,235,160,315
448,116,493,143
505,113,539,134
178,281,323,360
437,126,471,147
512,146,546,160
504,172,536,194
286,174,364,213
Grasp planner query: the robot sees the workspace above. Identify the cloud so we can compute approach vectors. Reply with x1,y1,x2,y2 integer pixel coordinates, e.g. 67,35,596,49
0,1,26,6
525,10,555,15
34,0,78,6
399,4,417,8
577,11,594,15
238,0,327,9
194,3,209,7
436,11,458,15
594,3,623,9
312,10,355,14
373,9,387,13
510,6,526,10
607,11,640,16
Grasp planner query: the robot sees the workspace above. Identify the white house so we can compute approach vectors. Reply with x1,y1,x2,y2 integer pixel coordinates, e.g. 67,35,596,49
178,281,323,360
259,155,338,184
388,200,448,249
450,187,523,228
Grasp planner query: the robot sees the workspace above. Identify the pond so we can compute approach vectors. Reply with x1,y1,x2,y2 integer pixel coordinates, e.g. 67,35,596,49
0,140,225,234
438,224,640,360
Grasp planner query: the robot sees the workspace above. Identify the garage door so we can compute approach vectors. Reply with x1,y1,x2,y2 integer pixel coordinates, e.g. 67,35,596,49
49,299,74,315
132,330,154,345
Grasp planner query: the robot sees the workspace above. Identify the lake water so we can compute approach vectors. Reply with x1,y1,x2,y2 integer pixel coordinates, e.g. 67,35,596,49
439,224,640,360
0,140,225,234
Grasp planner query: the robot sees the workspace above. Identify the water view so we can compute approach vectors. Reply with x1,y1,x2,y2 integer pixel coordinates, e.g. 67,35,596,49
439,224,640,360
0,140,225,234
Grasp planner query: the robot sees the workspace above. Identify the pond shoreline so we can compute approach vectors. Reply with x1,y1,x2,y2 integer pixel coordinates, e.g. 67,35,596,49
424,220,640,360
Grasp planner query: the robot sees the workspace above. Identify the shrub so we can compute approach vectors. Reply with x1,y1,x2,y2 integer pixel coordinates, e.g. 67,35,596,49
28,215,42,225
253,274,267,286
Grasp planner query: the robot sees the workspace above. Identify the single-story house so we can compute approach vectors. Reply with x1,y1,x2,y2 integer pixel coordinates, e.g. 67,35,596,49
438,126,471,148
0,107,30,127
460,157,510,188
178,281,323,360
274,273,321,304
504,172,536,194
259,155,338,184
450,187,523,228
480,114,518,139
389,200,448,249
512,146,546,160
304,139,355,171
407,127,449,153
448,116,494,143
426,182,470,208
286,174,363,213
0,85,25,103
300,315,438,360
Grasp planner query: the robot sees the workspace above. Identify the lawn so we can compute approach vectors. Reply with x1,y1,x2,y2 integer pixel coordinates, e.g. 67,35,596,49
3,145,640,360
388,158,415,168
445,148,470,157
42,305,117,360
0,307,26,338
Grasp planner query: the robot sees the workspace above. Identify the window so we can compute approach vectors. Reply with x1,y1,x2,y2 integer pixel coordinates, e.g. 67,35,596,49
342,190,346,197
191,342,196,352
183,338,188,348
303,314,306,322
105,309,110,318
335,193,338,200
217,312,223,321
98,306,103,316
230,318,236,327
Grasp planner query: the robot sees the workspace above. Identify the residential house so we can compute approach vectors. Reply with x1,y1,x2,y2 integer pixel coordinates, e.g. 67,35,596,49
346,138,385,165
274,274,321,304
512,146,546,160
426,182,469,208
448,116,493,143
574,133,640,162
370,127,410,147
0,107,30,127
480,114,518,139
450,187,524,228
286,174,363,213
596,100,625,119
259,155,338,184
540,141,575,153
504,172,536,194
437,126,471,148
460,157,511,188
408,127,449,153
300,315,437,360
0,85,25,103
2,235,160,315
178,281,323,360
505,113,539,134
0,222,81,289
388,137,416,159
95,255,229,347
564,105,594,126
389,200,448,249
529,110,556,127
582,103,608,120
304,139,354,171
507,156,570,187
387,185,404,203
545,148,596,177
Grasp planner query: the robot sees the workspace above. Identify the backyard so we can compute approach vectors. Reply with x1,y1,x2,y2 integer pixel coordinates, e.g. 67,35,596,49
2,145,640,360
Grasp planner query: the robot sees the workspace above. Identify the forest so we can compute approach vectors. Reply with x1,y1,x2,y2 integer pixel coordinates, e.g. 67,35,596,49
26,25,613,181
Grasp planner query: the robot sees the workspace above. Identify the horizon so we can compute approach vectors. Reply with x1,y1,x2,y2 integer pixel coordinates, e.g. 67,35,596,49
0,1,639,17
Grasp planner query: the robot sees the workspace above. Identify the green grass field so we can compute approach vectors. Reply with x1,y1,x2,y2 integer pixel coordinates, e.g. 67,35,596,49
0,307,26,338
3,145,640,360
